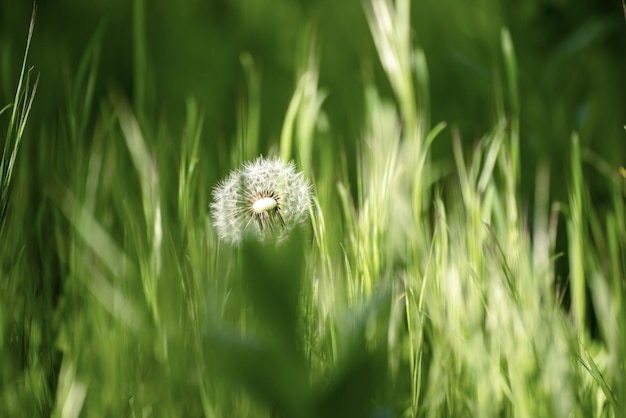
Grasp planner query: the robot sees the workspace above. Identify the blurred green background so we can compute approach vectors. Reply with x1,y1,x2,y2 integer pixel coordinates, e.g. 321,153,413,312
2,0,624,198
1,1,625,415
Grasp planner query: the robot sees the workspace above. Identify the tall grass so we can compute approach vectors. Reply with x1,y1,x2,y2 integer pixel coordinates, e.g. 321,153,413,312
1,1,625,417
0,7,38,234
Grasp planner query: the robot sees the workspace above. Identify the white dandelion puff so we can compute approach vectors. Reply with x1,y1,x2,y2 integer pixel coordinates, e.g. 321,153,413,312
210,156,312,245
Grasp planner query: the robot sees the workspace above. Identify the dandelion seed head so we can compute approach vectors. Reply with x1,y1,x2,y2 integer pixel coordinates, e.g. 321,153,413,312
210,156,312,245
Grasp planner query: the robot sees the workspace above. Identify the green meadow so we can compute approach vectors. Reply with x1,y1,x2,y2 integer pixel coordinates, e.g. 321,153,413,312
1,1,625,416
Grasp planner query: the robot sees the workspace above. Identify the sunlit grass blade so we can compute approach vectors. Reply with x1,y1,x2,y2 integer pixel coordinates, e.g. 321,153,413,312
1,5,38,231
112,94,163,324
567,133,586,335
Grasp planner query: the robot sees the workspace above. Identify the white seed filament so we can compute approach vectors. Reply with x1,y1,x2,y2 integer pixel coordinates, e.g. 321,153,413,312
252,197,278,214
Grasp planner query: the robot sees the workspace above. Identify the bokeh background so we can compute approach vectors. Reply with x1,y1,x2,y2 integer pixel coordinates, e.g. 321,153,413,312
1,1,625,415
2,0,624,201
